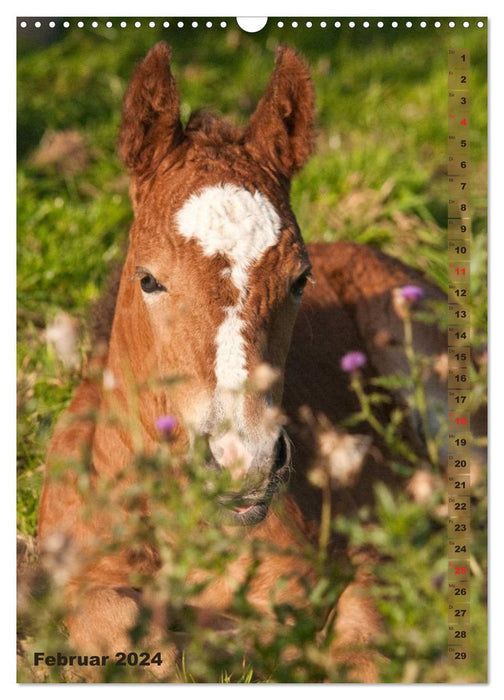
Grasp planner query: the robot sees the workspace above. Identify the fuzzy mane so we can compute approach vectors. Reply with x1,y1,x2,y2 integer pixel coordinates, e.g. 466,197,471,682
185,109,245,147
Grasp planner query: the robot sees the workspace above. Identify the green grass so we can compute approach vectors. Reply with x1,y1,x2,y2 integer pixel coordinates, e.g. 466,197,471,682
17,19,487,683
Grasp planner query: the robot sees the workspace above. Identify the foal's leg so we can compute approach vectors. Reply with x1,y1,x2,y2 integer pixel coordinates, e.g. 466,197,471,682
40,481,180,681
328,573,385,682
38,374,179,679
218,503,385,682
63,585,178,680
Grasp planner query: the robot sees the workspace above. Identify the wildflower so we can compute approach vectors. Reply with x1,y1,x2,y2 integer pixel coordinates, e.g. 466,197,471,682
250,362,280,392
155,415,177,435
393,285,424,320
340,351,367,373
433,353,449,381
39,532,79,586
406,468,438,505
102,368,116,390
431,573,445,591
400,285,425,302
319,430,371,487
45,312,80,370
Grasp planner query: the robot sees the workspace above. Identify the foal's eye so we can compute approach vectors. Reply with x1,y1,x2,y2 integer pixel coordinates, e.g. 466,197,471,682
140,274,166,294
290,273,310,299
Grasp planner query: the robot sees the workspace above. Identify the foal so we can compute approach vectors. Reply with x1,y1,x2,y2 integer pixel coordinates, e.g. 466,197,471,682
38,43,451,682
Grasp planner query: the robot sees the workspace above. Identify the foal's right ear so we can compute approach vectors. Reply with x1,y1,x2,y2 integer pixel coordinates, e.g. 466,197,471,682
119,42,183,178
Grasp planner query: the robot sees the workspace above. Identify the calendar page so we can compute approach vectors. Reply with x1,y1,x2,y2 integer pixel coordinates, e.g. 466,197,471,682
17,16,487,683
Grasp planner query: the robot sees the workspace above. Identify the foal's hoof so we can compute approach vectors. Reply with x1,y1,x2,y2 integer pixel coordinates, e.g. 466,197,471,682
330,645,387,683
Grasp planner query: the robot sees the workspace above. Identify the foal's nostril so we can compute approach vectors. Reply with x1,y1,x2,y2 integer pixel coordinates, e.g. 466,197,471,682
273,431,291,472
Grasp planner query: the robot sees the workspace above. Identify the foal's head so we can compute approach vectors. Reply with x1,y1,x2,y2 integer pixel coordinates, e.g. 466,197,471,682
115,43,315,523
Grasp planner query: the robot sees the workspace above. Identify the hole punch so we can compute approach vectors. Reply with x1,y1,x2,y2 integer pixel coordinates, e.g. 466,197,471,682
236,17,268,33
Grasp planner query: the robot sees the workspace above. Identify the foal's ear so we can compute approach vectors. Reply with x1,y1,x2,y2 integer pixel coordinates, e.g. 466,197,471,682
119,42,183,178
245,46,315,180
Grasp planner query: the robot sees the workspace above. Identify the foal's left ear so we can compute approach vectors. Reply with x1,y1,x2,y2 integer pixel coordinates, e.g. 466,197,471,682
119,42,183,179
245,46,315,180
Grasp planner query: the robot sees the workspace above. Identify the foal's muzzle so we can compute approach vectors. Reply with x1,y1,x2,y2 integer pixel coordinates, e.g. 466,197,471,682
216,430,292,526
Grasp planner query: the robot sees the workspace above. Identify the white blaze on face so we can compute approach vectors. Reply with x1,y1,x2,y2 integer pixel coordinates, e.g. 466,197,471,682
175,184,282,400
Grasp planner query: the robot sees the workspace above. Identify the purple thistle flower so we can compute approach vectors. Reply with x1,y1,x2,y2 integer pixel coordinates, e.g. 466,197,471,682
155,415,177,434
340,351,367,373
400,285,424,303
